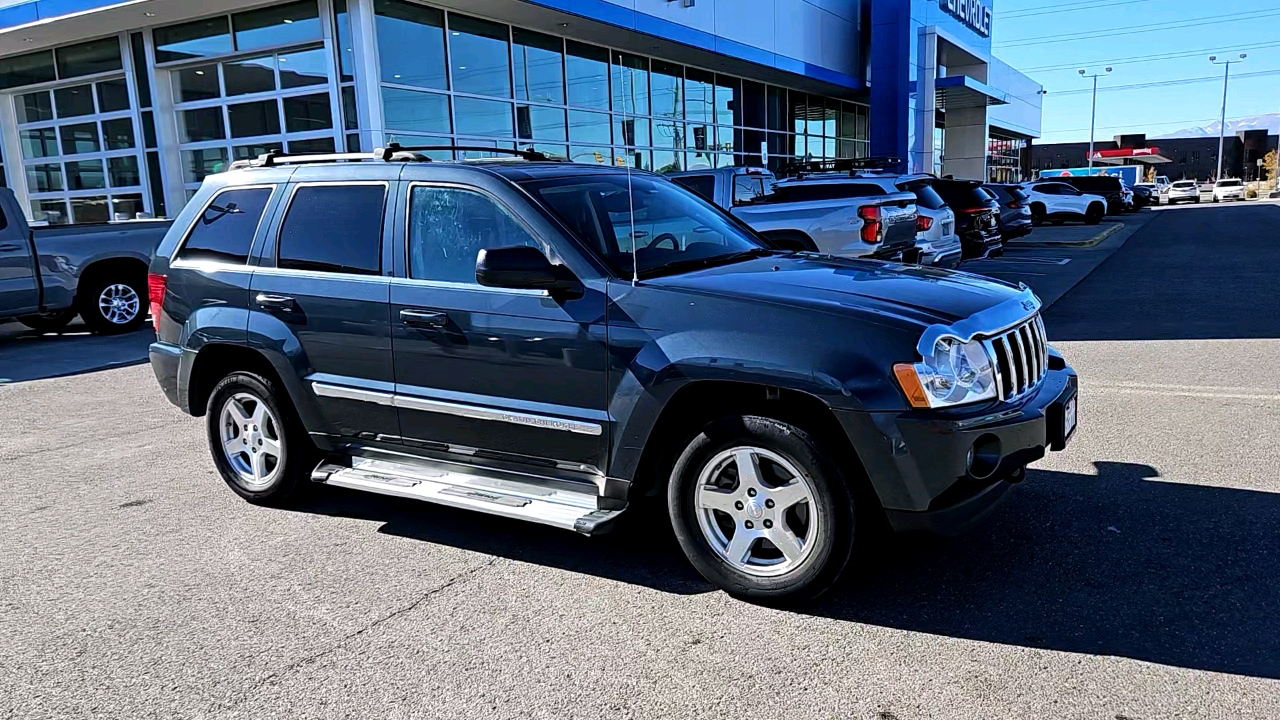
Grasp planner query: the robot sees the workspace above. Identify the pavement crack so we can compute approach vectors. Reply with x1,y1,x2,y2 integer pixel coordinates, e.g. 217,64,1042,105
220,556,500,714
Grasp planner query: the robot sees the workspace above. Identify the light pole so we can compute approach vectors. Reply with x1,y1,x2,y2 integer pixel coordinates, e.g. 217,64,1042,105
1210,53,1246,182
1078,67,1112,171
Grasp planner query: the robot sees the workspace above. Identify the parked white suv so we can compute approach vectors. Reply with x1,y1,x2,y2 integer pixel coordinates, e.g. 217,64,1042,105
1212,178,1245,202
1023,181,1108,225
1167,180,1201,205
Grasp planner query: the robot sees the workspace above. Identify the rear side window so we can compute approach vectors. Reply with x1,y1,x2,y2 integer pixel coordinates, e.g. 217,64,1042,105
671,175,716,202
177,187,273,264
733,175,767,205
277,184,385,275
767,183,885,203
908,184,947,210
407,185,540,284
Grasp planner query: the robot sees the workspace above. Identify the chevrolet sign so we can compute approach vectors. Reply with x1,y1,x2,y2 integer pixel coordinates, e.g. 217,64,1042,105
939,0,993,37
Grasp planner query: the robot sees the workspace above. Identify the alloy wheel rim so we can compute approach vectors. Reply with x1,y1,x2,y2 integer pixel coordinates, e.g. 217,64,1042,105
694,446,820,578
219,393,285,488
98,283,140,325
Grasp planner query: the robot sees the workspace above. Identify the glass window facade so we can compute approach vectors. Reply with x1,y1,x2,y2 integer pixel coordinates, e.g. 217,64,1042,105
0,0,871,223
15,66,146,224
167,30,338,190
369,2,868,169
988,134,1026,183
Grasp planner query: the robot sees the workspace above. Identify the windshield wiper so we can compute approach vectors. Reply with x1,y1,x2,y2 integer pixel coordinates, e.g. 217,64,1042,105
640,247,778,279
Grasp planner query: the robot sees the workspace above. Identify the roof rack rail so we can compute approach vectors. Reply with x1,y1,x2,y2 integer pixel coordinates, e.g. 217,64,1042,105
226,143,567,171
777,156,904,179
228,149,390,170
379,143,564,162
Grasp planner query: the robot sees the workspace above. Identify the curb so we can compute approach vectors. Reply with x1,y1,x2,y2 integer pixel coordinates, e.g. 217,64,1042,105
1013,222,1125,248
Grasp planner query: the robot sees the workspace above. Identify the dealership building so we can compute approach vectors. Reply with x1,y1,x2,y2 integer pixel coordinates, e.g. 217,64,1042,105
0,0,1041,224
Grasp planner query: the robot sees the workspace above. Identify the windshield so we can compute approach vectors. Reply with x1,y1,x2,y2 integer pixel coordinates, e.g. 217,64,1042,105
1217,179,1242,187
1173,181,1197,188
523,173,767,278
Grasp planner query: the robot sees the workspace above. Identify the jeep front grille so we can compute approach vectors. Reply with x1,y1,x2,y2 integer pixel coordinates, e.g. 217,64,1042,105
984,316,1048,401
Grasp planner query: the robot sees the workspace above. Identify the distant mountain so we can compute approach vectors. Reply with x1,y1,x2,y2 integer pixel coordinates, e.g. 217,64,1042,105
1155,113,1280,139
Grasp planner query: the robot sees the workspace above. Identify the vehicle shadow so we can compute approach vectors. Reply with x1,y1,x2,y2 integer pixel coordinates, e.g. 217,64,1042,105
292,459,1280,679
0,321,151,384
1045,203,1280,341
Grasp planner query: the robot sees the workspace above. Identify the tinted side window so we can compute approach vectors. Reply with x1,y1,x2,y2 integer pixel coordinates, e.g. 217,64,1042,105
408,186,540,284
277,184,385,275
0,203,7,231
671,175,716,202
733,176,765,205
909,184,946,210
177,187,273,264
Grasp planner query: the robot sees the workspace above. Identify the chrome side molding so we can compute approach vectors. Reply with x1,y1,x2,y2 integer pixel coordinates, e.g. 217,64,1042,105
311,382,603,436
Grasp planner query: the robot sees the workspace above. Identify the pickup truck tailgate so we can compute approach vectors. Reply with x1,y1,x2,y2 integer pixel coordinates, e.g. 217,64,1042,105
877,198,918,256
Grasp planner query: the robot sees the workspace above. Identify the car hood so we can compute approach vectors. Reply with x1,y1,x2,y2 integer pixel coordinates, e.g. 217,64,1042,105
650,254,1026,327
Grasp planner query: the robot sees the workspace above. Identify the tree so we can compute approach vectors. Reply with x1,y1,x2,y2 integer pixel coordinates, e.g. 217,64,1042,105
1264,149,1278,184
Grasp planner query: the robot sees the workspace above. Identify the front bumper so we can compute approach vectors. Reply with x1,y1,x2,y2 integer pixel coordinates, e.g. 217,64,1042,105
836,363,1078,536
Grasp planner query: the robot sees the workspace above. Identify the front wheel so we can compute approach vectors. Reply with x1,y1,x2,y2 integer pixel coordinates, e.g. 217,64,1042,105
1084,205,1104,225
668,416,856,603
206,372,315,505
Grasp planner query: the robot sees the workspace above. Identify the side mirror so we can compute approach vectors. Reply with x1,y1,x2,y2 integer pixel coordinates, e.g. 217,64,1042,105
476,245,580,294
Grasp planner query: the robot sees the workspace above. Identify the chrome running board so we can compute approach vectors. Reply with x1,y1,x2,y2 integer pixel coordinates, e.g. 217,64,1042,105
311,457,623,535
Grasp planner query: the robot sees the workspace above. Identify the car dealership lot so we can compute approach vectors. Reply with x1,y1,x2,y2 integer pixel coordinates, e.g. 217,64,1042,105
2,203,1279,718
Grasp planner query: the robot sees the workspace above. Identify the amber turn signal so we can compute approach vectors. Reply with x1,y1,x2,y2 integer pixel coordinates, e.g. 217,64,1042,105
893,363,930,409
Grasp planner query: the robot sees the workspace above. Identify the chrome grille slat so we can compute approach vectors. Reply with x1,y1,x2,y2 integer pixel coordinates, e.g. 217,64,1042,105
1018,325,1034,392
982,314,1049,402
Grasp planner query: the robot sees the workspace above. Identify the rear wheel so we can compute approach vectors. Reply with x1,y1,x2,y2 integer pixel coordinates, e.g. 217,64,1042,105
668,415,855,603
206,371,315,505
78,273,146,335
18,309,77,334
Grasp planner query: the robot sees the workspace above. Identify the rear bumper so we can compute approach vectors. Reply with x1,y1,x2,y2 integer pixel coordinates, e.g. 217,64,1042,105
149,341,188,412
1001,220,1033,240
836,363,1078,536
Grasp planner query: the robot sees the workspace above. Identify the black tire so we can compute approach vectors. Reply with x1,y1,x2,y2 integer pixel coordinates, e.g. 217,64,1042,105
668,415,856,603
78,272,147,335
1029,204,1046,226
206,371,315,505
1084,204,1104,225
18,308,78,334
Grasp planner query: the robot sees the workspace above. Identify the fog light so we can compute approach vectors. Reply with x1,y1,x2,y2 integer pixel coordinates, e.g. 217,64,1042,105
968,434,1002,480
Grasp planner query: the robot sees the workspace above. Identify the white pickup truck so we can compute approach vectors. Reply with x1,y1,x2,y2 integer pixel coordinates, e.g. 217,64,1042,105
0,187,171,334
666,166,920,261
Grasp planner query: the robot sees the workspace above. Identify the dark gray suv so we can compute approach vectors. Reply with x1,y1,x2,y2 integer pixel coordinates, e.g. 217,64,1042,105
148,146,1079,601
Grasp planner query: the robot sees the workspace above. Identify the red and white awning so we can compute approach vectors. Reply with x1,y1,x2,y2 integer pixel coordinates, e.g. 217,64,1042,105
1086,147,1172,165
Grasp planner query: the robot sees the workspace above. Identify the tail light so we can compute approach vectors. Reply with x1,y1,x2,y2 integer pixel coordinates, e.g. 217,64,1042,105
1007,201,1023,209
915,215,933,232
147,272,167,333
858,205,883,244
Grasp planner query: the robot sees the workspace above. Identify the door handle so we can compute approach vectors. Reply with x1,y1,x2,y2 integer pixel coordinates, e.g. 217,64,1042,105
400,308,448,328
0,243,22,252
255,293,298,312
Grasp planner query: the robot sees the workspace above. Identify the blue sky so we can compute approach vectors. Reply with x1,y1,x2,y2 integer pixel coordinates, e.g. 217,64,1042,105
991,0,1280,143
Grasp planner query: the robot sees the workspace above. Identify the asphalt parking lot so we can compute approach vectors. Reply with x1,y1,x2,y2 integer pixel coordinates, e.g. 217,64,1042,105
2,202,1279,718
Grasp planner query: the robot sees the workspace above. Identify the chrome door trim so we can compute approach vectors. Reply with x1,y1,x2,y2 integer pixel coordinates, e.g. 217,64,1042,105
312,382,395,406
311,382,603,436
392,395,603,437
